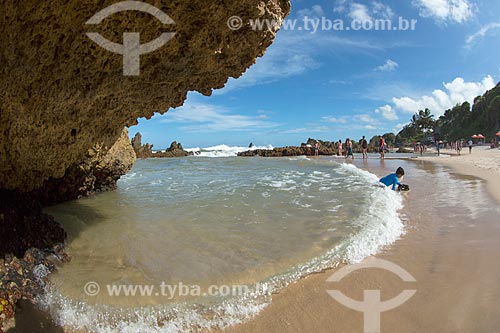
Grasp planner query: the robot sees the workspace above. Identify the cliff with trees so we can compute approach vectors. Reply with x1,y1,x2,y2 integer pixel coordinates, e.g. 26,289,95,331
396,81,500,144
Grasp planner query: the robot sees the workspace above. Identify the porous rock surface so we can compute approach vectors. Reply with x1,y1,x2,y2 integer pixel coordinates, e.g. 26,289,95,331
0,0,291,192
30,128,136,206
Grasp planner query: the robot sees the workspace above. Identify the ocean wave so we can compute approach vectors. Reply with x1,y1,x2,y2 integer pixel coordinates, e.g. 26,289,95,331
185,144,274,158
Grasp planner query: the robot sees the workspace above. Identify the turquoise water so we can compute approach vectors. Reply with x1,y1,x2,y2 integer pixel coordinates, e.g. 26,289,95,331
39,156,404,332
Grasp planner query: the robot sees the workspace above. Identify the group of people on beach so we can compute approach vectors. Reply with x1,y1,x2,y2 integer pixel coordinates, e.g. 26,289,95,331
337,138,355,159
314,135,388,160
450,140,463,155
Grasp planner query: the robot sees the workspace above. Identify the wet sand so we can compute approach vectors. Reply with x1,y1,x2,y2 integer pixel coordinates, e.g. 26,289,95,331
421,146,500,203
223,157,500,333
5,155,500,333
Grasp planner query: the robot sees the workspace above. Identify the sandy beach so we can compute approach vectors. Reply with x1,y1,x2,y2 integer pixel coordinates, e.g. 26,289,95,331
420,146,500,203
222,148,500,333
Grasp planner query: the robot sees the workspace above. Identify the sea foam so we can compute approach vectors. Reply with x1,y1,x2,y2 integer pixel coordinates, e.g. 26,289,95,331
185,144,274,158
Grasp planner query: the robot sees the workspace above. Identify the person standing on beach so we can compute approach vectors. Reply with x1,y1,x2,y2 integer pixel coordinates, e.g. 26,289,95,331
360,136,368,159
456,140,462,155
379,136,386,159
468,140,473,154
314,141,319,157
346,139,354,159
337,140,343,157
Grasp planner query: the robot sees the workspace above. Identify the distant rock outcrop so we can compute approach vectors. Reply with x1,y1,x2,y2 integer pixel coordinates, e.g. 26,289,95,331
239,145,337,157
239,138,337,157
132,132,154,159
302,138,338,150
132,132,193,158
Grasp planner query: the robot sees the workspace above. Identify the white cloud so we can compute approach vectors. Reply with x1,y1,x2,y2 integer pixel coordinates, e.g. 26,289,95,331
348,3,372,23
333,0,394,22
322,116,348,124
466,22,500,47
355,114,376,123
375,105,399,120
392,75,495,116
297,5,325,18
412,0,474,24
160,100,277,132
335,1,394,22
372,2,394,19
375,59,399,72
278,126,330,134
364,125,377,130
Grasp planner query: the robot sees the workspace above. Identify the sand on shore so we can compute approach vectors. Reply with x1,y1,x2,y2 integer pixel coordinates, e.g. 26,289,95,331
420,146,500,203
222,151,500,333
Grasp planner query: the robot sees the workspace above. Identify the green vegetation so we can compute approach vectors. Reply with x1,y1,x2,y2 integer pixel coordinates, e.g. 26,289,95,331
395,81,500,144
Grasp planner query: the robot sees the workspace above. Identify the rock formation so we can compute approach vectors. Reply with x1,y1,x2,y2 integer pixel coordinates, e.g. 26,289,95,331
1,128,134,256
239,138,338,157
29,128,136,206
132,133,192,158
131,132,154,159
155,141,193,158
238,145,336,157
0,0,291,192
238,137,386,157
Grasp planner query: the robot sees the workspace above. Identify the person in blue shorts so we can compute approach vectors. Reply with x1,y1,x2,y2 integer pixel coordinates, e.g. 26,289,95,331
379,167,405,191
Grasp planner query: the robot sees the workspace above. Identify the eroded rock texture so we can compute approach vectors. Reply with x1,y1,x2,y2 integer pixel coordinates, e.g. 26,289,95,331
29,128,136,206
0,0,291,192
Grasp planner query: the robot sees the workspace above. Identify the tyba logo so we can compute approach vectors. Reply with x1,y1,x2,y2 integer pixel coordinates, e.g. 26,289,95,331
86,1,176,76
326,258,417,333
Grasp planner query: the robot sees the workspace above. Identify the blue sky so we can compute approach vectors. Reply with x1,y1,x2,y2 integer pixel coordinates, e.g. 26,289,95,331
130,0,500,149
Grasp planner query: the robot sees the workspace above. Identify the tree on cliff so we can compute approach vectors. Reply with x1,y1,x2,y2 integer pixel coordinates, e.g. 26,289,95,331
396,81,500,143
436,82,500,141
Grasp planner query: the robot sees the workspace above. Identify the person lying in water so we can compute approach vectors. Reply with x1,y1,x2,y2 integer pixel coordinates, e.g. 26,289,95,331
380,167,407,191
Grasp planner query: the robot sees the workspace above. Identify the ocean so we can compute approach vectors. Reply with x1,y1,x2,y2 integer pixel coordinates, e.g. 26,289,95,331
37,148,406,332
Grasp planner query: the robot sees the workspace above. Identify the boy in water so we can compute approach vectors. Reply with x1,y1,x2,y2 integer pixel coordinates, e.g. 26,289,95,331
379,167,405,191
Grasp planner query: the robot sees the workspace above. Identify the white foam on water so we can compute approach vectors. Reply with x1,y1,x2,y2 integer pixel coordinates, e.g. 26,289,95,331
38,162,405,333
332,163,404,263
288,156,309,161
185,145,274,158
36,286,270,333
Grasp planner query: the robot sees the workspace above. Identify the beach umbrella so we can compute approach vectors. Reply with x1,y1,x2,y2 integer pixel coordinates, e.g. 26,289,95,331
477,134,485,139
496,131,500,137
471,134,479,139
